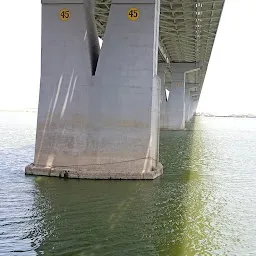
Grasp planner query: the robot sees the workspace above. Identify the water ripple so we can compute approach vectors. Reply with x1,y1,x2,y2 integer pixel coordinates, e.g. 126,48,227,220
1,114,256,255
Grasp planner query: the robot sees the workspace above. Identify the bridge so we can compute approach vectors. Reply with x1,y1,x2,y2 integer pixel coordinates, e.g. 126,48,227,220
25,0,225,179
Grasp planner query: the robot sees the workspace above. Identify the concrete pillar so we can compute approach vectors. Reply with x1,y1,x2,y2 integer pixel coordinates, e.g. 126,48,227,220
195,100,199,112
188,97,194,120
193,99,199,116
185,88,191,122
189,99,198,119
26,0,163,179
189,93,198,119
185,83,198,122
162,64,199,130
158,64,167,129
187,91,199,120
27,0,99,170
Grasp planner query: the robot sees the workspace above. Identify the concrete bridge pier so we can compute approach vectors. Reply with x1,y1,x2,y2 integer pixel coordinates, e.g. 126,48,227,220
185,88,191,122
158,64,168,129
189,94,199,119
188,97,194,120
189,98,194,120
185,84,198,122
162,64,198,130
26,0,163,180
192,99,199,118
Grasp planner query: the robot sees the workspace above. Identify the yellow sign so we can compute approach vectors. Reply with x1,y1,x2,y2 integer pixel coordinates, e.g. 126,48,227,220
127,8,140,21
59,8,71,21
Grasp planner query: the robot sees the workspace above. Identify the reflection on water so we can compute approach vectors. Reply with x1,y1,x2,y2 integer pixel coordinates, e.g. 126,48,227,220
1,112,256,255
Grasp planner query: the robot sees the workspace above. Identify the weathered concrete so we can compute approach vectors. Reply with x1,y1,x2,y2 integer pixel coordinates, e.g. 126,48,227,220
161,63,199,130
31,0,98,168
26,0,163,180
25,162,163,180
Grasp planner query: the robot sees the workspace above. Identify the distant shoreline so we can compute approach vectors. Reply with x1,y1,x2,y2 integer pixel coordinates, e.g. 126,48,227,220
195,114,256,118
0,110,255,119
0,109,37,113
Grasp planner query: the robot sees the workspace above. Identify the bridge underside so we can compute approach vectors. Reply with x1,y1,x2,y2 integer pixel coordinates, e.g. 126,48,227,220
25,0,224,179
95,0,224,89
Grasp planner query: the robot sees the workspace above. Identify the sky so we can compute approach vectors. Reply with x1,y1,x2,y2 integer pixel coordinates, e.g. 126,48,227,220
197,0,256,115
0,0,255,115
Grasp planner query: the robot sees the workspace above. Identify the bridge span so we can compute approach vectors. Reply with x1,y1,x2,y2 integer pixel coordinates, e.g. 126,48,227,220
25,0,225,179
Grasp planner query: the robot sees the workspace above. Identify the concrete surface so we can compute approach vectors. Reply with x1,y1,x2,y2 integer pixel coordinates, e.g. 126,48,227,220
158,64,167,129
185,88,191,122
25,162,163,180
161,63,198,130
26,0,163,180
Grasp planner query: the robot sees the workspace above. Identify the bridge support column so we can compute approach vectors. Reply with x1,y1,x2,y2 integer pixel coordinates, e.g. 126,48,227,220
163,64,198,130
158,64,167,129
188,97,194,120
26,0,163,179
191,99,198,118
190,94,199,119
185,88,191,122
191,99,198,119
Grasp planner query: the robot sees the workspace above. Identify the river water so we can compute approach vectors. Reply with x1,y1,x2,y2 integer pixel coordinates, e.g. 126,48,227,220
1,112,256,256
